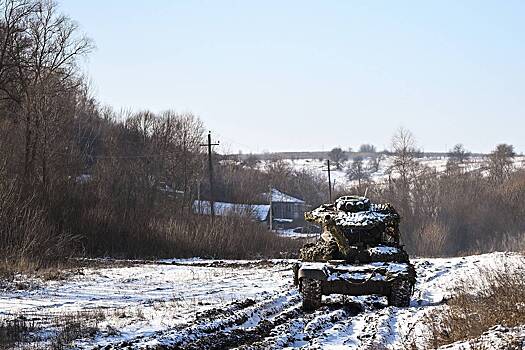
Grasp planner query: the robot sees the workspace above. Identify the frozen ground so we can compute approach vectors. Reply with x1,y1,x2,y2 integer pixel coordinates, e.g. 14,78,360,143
1,253,524,349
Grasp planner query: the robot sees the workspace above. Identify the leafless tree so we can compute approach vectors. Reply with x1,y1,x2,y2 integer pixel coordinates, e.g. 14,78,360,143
369,153,384,173
389,127,418,188
346,156,370,190
0,0,93,189
328,147,347,170
487,143,515,182
446,143,471,173
358,144,376,153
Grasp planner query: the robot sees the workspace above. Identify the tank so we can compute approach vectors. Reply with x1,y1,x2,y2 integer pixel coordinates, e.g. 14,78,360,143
293,196,416,311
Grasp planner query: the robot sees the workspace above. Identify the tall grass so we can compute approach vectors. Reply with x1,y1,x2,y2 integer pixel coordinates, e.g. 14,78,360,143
421,265,525,348
75,203,301,259
159,215,302,259
0,180,78,272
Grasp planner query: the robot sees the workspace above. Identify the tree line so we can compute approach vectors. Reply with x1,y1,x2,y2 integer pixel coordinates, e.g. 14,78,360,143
0,0,307,271
333,128,525,256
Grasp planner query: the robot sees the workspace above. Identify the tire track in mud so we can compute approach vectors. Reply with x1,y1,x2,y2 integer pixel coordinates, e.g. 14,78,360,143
102,288,367,350
101,287,301,349
235,303,363,350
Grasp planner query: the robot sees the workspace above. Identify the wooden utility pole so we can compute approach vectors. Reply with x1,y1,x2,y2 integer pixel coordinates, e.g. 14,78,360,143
200,132,219,218
269,185,273,231
323,159,334,202
197,182,201,214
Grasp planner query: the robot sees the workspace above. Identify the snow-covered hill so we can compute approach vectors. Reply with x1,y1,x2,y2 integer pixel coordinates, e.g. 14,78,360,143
263,155,525,188
1,253,524,349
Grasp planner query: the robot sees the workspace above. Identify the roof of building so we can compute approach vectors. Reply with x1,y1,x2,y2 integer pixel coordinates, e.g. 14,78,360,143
192,200,270,221
263,188,305,204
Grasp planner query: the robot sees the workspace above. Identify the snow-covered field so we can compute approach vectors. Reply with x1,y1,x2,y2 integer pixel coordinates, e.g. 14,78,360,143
265,155,525,188
1,253,524,349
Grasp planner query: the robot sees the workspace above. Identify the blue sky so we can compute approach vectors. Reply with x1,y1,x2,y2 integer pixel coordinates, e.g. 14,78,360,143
60,1,524,154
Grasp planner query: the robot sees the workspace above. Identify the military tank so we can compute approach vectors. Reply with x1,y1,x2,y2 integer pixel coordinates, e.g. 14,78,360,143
293,196,416,311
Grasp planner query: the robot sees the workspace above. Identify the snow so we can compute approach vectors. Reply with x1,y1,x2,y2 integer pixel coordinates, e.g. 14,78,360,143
276,228,319,239
261,155,525,188
1,252,524,349
193,200,270,221
368,245,401,255
263,188,305,203
308,204,393,227
321,261,409,281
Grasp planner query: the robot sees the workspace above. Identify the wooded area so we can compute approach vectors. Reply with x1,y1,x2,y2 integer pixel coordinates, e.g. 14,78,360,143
0,0,524,273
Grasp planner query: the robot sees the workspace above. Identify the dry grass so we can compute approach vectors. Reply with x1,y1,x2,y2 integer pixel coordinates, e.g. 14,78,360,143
0,316,37,348
0,310,106,350
422,264,525,348
0,180,79,274
159,215,303,259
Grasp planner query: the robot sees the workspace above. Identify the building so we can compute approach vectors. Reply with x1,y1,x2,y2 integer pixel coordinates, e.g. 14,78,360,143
192,188,307,229
192,200,270,222
263,188,307,222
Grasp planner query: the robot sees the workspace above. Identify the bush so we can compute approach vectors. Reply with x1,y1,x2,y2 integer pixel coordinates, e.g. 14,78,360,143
422,264,525,348
0,179,78,271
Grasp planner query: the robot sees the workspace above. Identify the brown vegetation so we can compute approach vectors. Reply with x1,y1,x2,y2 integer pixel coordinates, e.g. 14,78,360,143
345,131,525,257
421,265,525,348
0,309,106,350
0,0,309,271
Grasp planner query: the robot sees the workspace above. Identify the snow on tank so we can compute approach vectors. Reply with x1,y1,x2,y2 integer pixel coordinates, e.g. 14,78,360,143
306,195,400,229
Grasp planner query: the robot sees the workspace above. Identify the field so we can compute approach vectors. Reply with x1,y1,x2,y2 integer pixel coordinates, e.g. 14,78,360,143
1,253,524,349
265,155,525,188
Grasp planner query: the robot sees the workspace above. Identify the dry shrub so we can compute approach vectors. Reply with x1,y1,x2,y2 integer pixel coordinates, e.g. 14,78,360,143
0,180,79,272
160,215,303,259
49,310,105,350
413,221,449,257
480,232,525,254
70,188,302,259
371,168,525,257
0,316,37,348
0,310,105,350
423,264,525,348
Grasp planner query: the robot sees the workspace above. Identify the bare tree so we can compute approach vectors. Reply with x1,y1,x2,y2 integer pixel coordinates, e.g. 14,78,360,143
389,127,418,187
446,143,471,173
328,147,347,170
487,143,515,182
358,144,376,153
346,156,370,189
0,0,93,189
243,153,259,168
369,153,384,173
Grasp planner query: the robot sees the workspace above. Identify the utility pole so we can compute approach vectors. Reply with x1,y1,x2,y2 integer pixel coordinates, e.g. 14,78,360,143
323,159,335,202
269,185,273,231
197,182,201,214
200,131,219,218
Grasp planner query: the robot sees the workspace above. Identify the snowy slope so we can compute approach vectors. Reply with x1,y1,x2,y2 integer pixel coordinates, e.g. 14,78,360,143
1,253,524,349
263,155,525,188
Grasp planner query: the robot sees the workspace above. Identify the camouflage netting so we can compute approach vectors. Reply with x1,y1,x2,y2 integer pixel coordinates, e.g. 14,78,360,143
300,196,408,263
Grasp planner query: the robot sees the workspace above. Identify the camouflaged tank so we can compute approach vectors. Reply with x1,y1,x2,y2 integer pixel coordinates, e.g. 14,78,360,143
293,196,416,311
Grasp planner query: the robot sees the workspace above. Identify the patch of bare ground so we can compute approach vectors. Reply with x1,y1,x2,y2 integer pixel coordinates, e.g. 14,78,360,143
419,264,525,349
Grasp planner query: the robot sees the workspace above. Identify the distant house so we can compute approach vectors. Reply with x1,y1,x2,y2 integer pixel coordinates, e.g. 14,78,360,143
262,188,307,221
192,200,270,222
